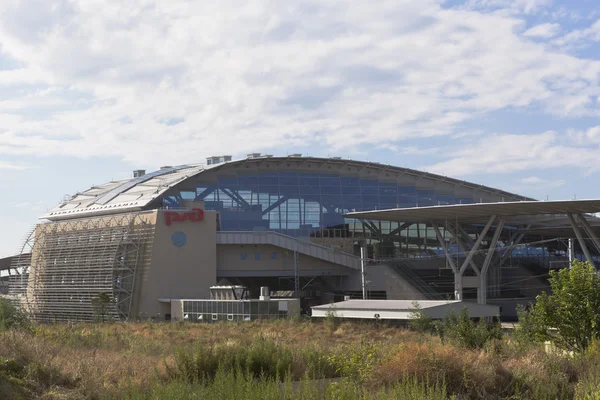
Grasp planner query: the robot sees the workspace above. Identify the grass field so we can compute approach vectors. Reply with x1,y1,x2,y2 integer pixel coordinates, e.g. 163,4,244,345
1,318,600,399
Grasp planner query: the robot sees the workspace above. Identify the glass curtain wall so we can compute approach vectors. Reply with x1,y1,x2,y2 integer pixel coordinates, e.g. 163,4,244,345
163,171,476,259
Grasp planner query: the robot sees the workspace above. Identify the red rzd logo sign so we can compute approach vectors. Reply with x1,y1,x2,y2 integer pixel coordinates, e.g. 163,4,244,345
165,208,204,226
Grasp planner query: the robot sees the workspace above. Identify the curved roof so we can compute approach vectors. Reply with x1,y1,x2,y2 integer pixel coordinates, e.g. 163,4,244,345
42,156,534,221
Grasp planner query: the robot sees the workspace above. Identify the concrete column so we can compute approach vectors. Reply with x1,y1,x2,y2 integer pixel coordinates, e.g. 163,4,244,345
454,271,462,301
478,219,505,304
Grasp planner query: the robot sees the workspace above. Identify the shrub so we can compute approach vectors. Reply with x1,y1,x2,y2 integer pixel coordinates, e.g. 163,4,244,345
371,341,507,397
408,301,435,334
324,306,340,332
326,341,380,383
436,307,502,349
0,298,31,332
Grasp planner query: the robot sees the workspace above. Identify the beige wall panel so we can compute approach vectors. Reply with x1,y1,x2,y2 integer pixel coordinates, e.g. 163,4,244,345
135,207,217,318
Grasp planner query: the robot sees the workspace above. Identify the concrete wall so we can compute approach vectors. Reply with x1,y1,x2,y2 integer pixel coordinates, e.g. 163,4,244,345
324,264,426,300
217,244,350,277
134,204,217,318
310,237,355,254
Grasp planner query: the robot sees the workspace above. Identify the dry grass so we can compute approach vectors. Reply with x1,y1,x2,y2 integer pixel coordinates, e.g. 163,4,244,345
0,320,599,399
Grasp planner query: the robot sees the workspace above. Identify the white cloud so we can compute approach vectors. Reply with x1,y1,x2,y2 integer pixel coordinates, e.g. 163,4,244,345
521,176,545,184
553,19,600,48
566,125,600,145
422,131,600,176
462,0,552,15
0,1,598,167
523,23,561,39
520,176,565,188
0,161,30,170
10,200,45,210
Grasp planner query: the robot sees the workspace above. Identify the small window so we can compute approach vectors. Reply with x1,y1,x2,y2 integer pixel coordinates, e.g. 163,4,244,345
271,252,277,260
255,252,260,260
212,314,218,321
207,159,212,165
241,252,247,260
227,314,234,321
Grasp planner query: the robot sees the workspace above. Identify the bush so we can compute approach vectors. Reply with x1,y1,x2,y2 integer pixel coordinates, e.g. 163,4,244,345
326,341,380,383
324,306,340,332
408,301,435,334
436,307,502,349
0,298,30,332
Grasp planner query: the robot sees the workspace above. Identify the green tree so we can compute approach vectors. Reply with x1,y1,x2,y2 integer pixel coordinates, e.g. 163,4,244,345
525,260,600,352
91,292,113,322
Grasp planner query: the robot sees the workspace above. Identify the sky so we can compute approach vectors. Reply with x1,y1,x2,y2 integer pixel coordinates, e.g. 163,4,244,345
1,0,600,257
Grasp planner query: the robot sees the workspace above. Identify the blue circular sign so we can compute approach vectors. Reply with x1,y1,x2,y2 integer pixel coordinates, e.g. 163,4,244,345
171,231,187,247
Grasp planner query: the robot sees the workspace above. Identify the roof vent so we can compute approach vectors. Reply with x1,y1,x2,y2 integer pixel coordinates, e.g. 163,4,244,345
331,156,342,159
160,166,172,170
206,155,232,166
247,153,262,159
133,169,146,178
289,153,302,157
264,154,273,158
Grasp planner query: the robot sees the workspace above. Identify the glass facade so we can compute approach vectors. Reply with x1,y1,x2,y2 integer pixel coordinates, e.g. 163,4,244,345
162,167,517,258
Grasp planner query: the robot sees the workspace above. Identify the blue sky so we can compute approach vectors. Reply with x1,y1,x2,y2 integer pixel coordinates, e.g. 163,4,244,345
1,0,600,257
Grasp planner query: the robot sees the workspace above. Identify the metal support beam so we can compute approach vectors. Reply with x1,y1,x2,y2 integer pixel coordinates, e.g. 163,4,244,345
448,228,481,276
360,245,367,300
431,221,458,273
481,220,505,276
222,188,251,209
567,213,595,267
568,238,574,267
293,251,300,294
365,221,381,236
385,221,412,238
479,219,505,304
576,213,600,258
195,186,216,200
498,225,531,266
262,195,289,216
456,223,474,245
459,215,496,275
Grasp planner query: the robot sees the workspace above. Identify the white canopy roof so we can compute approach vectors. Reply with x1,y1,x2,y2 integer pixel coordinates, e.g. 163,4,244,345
347,199,600,225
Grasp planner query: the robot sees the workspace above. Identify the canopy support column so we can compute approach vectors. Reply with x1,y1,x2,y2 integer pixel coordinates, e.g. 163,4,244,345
459,215,496,275
576,214,600,261
433,216,495,301
431,221,462,300
567,213,595,267
478,219,505,304
447,223,480,275
431,221,458,273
